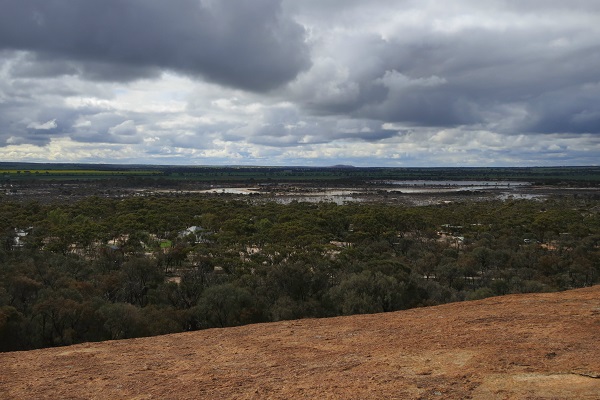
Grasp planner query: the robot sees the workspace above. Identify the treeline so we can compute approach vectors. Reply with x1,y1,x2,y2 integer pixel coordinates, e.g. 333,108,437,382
1,196,599,351
3,163,600,184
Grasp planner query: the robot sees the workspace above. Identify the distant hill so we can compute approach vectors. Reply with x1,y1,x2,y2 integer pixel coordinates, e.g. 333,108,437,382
328,164,356,168
1,286,599,399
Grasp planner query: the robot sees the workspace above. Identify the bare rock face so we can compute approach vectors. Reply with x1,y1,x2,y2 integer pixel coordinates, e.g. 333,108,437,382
2,286,600,399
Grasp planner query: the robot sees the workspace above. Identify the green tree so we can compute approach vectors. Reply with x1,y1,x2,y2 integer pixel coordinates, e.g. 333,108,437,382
120,258,163,306
0,306,23,351
329,271,406,315
98,302,146,340
194,284,256,328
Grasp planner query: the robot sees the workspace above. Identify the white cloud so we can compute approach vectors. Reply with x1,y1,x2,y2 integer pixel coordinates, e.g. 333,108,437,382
378,71,447,89
27,119,57,130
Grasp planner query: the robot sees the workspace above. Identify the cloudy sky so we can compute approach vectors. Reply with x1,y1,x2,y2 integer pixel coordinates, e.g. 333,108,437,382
1,0,599,166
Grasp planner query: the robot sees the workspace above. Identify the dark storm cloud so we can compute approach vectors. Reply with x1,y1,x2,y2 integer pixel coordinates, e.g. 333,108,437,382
0,0,310,90
10,52,163,82
286,2,600,135
352,31,597,131
523,86,600,134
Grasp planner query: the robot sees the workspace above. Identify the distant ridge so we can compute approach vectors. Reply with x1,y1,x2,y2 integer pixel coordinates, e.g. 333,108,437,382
329,164,356,168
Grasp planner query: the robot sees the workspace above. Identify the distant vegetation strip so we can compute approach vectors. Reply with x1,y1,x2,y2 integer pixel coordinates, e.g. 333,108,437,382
1,163,600,184
0,169,161,175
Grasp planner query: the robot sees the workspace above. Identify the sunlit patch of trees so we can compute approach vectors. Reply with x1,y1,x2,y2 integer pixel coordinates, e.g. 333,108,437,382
1,196,599,351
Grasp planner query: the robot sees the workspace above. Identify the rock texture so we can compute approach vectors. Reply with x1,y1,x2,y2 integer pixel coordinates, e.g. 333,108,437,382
2,286,600,399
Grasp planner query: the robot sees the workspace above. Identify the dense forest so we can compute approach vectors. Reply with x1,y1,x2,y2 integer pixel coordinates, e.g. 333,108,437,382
1,195,599,351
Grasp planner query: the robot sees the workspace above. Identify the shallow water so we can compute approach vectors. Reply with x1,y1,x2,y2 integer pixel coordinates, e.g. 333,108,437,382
198,187,260,195
383,180,531,187
182,181,544,205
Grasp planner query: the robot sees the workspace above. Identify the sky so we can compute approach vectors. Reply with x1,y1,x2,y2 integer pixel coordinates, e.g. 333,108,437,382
1,0,599,167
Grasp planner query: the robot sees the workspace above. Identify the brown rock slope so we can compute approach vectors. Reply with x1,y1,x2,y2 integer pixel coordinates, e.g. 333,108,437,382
1,286,600,399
